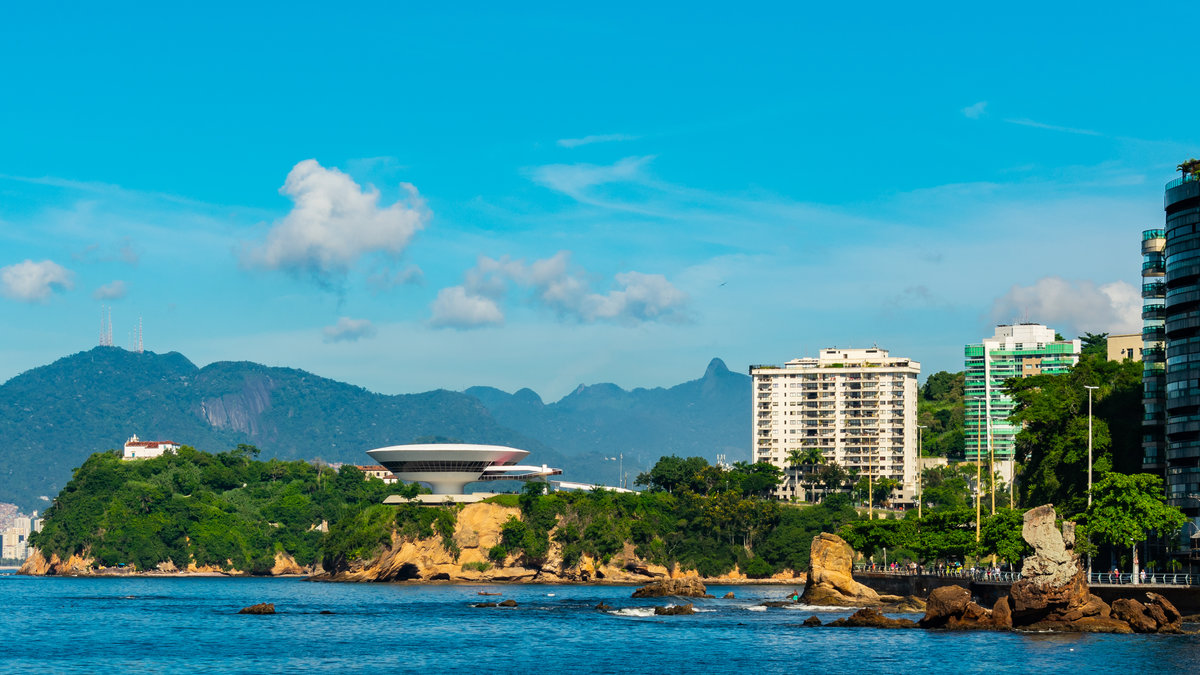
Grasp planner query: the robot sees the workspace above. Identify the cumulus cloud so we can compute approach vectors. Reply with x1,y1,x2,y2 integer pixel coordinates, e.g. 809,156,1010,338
557,133,639,148
962,101,987,119
92,280,128,300
430,286,506,328
990,276,1140,336
430,251,689,329
322,317,378,343
0,260,74,302
243,159,429,283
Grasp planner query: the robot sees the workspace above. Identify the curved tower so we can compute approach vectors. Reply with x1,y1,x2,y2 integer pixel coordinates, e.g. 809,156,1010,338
1164,169,1200,525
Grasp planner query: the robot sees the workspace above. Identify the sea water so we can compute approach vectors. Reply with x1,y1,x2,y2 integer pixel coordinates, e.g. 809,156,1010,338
0,576,1195,674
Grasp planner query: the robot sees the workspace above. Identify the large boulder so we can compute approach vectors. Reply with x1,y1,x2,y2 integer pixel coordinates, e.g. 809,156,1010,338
919,585,971,628
1145,592,1183,633
800,533,881,606
632,577,711,598
654,603,696,616
237,603,275,615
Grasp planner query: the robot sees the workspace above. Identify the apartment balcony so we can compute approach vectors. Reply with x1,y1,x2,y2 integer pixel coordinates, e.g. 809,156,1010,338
1143,304,1166,320
1143,282,1166,299
1143,259,1166,276
1143,326,1166,341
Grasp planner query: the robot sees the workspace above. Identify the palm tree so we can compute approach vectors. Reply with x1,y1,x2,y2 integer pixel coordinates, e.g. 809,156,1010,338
1178,158,1200,181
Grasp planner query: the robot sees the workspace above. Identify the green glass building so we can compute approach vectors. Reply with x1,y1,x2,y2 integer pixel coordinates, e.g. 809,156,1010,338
964,324,1081,463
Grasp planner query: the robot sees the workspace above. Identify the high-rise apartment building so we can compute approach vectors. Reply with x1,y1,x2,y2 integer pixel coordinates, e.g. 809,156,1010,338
1162,168,1200,529
750,348,920,502
964,325,1081,473
1143,228,1167,472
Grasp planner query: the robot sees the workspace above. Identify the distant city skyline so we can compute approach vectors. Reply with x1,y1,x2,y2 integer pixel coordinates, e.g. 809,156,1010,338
1,4,1196,400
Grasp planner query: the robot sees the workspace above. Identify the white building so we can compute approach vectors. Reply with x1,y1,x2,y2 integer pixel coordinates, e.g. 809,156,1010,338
122,434,181,460
751,347,920,503
354,465,399,484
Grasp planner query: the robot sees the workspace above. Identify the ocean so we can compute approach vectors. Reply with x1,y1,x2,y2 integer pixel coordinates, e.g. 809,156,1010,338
1,576,1195,674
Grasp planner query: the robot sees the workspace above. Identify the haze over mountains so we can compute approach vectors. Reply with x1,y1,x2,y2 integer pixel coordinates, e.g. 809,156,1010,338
0,347,750,510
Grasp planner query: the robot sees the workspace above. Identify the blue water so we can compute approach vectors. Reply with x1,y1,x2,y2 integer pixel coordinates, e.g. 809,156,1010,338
0,576,1195,674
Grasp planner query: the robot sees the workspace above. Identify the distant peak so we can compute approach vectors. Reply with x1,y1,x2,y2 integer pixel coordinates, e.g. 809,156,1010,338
704,358,730,378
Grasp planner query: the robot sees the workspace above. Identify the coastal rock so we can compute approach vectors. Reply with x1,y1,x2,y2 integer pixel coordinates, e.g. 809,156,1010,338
1054,594,1110,623
723,592,736,599
1008,505,1089,624
499,599,518,607
947,602,994,630
827,608,916,629
238,603,275,615
881,594,927,613
1146,593,1183,633
270,551,304,576
473,602,498,608
1022,617,1133,634
595,602,612,611
655,603,695,616
18,549,52,576
632,577,710,598
991,596,1012,629
1112,598,1159,633
919,585,970,628
802,616,822,627
800,533,881,607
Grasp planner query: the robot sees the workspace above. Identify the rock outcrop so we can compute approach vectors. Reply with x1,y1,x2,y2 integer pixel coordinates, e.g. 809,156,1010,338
654,603,696,616
915,506,1185,635
801,533,881,606
632,577,712,598
238,603,275,615
827,608,916,629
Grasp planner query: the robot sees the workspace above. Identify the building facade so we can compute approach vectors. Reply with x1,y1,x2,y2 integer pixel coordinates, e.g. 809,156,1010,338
750,348,920,503
964,324,1081,473
1107,333,1143,362
1162,170,1200,533
122,434,181,460
1143,228,1167,473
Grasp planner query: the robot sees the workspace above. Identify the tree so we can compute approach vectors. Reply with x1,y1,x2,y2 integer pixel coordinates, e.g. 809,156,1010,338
1079,332,1109,359
635,456,709,494
977,508,1029,566
1008,353,1143,513
1084,472,1185,568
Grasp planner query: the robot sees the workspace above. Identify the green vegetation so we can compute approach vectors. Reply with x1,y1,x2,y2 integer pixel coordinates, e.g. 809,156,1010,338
918,371,964,457
30,447,421,572
1008,352,1144,514
1078,472,1185,564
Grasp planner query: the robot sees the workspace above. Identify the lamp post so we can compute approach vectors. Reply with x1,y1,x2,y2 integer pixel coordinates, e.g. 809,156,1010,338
868,429,875,520
1084,385,1098,576
917,424,927,519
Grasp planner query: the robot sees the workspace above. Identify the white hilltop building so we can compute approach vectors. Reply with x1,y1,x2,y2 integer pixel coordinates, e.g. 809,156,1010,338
122,435,181,460
365,442,631,503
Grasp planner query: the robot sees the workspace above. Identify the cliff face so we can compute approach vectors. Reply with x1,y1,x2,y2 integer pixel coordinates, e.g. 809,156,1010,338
319,502,800,584
17,548,317,577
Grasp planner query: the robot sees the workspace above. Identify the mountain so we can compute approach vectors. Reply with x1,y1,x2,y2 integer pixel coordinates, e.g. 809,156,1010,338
0,349,750,510
0,347,561,510
464,358,751,486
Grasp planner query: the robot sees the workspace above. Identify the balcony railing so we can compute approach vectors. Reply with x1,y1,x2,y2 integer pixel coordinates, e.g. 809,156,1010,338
1166,174,1200,190
1143,228,1166,241
1143,282,1166,298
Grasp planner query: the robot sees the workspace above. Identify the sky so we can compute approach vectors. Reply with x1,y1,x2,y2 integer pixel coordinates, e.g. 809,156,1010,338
1,2,1196,401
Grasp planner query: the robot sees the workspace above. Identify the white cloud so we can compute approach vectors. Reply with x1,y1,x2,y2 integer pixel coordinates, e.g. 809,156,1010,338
322,317,378,343
961,101,987,119
557,133,639,149
529,156,654,201
0,260,74,302
243,159,429,283
430,286,505,328
92,280,128,300
430,251,689,329
990,277,1140,337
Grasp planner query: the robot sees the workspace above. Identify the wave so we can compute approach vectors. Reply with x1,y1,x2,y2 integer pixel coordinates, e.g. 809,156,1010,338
609,607,656,618
745,605,767,612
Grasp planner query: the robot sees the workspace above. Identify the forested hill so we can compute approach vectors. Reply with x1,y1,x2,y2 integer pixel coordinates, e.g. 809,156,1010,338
0,348,751,510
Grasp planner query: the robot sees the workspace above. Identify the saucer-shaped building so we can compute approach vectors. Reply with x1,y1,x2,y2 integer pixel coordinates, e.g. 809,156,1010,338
365,443,561,495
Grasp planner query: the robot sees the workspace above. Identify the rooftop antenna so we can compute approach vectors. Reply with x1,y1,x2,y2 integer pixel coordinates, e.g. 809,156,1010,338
99,306,114,347
136,316,143,353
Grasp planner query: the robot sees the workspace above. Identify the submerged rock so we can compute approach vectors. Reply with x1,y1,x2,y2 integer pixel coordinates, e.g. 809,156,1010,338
802,616,822,627
827,608,915,629
238,603,275,615
498,599,518,607
723,592,736,599
654,603,695,616
595,602,612,611
800,533,881,607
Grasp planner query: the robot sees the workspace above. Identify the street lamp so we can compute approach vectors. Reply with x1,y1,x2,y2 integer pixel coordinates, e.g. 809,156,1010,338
917,425,928,519
1084,385,1098,577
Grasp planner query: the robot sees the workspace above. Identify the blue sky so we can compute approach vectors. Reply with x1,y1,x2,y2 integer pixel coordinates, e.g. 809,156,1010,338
1,3,1196,400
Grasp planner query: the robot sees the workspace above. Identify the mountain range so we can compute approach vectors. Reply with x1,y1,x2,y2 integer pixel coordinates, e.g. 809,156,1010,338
0,347,750,510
